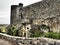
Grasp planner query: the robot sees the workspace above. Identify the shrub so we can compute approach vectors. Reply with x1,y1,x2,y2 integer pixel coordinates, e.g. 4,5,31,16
0,27,7,33
45,32,60,39
30,29,44,37
6,26,17,36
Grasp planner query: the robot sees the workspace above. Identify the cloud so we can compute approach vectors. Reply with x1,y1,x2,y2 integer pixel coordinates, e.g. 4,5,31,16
0,12,10,18
11,0,42,6
0,0,10,11
0,17,10,24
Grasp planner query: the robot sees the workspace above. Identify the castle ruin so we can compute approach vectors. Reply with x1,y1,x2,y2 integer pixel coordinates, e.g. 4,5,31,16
11,0,60,34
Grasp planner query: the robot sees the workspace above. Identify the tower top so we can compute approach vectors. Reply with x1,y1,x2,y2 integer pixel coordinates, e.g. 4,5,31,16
19,3,23,7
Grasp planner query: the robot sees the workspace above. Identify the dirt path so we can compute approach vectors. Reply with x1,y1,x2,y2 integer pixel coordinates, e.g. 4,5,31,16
0,39,14,45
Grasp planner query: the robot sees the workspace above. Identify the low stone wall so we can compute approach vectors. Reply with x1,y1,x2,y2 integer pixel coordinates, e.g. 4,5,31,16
0,33,60,45
16,38,60,45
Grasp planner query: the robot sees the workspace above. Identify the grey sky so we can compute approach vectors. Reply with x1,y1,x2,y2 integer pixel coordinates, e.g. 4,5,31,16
0,0,42,24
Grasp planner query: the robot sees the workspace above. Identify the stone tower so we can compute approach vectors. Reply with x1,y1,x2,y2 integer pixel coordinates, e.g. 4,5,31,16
11,3,23,25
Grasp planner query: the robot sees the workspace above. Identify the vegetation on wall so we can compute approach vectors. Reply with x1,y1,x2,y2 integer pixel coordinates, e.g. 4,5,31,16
0,25,60,40
45,32,60,39
6,25,18,36
0,27,6,33
30,30,44,37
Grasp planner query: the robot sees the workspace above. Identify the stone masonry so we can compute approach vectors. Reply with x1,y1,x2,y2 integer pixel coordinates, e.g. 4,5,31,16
11,0,60,33
1,0,60,45
0,33,60,45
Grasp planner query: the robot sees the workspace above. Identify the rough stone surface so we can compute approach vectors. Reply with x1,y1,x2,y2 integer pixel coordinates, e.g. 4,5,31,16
0,33,60,45
11,0,60,32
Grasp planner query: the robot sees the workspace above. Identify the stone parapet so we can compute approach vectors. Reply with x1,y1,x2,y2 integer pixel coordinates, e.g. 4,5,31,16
0,33,60,45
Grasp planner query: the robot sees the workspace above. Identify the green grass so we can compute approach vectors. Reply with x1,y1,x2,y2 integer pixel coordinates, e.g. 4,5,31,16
1,26,60,40
45,32,60,39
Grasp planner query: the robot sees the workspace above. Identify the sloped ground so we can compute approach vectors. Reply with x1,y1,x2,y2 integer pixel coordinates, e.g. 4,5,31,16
0,33,18,45
0,39,17,45
0,39,12,45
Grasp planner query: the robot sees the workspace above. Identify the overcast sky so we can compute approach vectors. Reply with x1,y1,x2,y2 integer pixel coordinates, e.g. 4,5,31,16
0,0,42,24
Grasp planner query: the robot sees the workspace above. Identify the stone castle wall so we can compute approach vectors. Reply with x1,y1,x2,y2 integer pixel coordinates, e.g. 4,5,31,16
11,0,60,32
